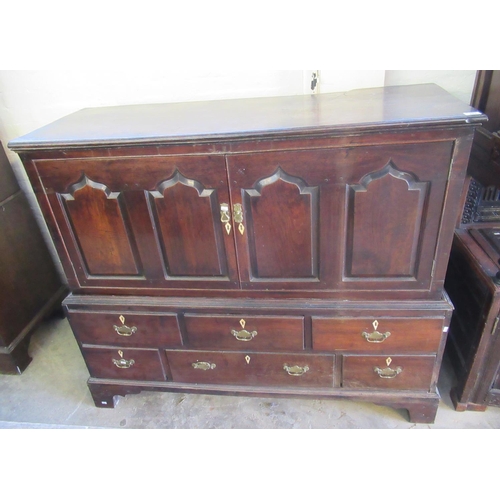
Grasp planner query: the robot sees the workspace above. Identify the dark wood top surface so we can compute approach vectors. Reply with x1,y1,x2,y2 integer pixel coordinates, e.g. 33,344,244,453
8,84,486,151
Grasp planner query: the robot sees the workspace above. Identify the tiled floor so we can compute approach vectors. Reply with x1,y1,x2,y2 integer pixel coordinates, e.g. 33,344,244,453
1,315,500,429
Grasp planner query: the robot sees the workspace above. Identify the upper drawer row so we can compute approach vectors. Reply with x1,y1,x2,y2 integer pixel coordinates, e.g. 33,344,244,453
67,311,445,353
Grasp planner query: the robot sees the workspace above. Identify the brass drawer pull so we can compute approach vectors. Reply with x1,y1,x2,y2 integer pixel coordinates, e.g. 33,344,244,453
113,315,137,337
362,320,391,343
231,319,257,341
283,364,309,376
192,361,216,370
112,350,135,369
374,357,402,379
220,203,232,235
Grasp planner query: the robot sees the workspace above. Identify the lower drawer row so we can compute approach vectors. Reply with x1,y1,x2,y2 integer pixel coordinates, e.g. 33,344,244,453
81,346,437,391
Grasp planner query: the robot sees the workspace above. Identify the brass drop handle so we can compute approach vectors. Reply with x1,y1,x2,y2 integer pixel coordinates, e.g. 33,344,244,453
192,361,216,370
374,357,402,379
113,315,137,337
362,320,391,343
112,350,135,369
231,319,257,341
283,364,309,376
233,203,245,235
220,203,232,235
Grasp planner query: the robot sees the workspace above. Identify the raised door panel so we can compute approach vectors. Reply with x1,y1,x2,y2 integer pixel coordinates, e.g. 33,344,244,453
36,155,238,289
60,176,141,277
346,162,428,279
342,142,454,291
148,171,230,279
227,153,325,290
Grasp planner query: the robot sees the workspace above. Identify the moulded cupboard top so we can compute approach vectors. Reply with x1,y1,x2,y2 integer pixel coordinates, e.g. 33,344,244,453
9,83,486,151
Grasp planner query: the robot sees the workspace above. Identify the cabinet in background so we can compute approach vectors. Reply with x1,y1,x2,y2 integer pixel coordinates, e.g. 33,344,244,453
0,142,65,374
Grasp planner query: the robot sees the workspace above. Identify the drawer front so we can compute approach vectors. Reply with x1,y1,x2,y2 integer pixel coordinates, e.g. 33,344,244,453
82,346,166,381
166,350,333,388
342,355,436,390
184,315,304,351
68,311,182,348
312,317,444,352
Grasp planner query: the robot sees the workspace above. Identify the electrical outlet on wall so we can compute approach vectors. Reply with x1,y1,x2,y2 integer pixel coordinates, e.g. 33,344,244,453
303,70,320,94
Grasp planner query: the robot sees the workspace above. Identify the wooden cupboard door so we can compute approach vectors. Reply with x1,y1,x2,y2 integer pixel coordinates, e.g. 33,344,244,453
227,152,325,290
228,141,454,291
36,155,238,289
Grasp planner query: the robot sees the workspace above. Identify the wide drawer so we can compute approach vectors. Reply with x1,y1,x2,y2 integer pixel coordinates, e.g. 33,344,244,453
312,317,444,352
82,346,166,381
342,354,436,390
67,311,182,348
184,315,304,351
166,350,333,388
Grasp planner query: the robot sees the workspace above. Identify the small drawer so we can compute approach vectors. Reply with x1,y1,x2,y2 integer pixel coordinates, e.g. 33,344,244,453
82,346,166,381
67,311,182,348
165,350,333,388
312,317,444,352
184,315,304,351
342,354,436,390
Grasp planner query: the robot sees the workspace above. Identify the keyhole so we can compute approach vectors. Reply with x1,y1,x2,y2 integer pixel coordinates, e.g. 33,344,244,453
245,355,251,364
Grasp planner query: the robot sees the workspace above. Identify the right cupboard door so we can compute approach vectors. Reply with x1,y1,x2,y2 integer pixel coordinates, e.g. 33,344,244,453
227,141,454,292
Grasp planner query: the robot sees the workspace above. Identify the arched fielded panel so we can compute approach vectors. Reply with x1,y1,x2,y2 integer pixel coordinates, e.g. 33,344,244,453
60,176,141,277
243,167,319,280
148,170,229,279
345,162,428,280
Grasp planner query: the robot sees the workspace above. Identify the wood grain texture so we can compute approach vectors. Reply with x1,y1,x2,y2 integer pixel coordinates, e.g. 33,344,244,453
67,310,182,348
312,317,444,352
342,355,436,390
184,314,304,351
82,346,166,381
165,350,334,388
8,84,485,151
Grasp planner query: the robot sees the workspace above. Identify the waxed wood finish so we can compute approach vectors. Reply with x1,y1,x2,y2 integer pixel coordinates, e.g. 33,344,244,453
342,355,436,390
67,311,182,348
184,315,304,351
10,85,484,422
227,142,454,293
82,346,166,381
312,317,444,352
165,350,334,388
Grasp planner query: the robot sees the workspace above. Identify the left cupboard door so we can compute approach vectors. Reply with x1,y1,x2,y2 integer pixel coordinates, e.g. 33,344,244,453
34,155,239,290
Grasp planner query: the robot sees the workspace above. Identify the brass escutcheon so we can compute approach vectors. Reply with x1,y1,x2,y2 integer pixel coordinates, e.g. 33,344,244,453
220,203,231,235
233,203,245,235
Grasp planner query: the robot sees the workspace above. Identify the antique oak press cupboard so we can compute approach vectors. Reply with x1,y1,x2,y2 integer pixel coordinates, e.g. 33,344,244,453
8,84,485,423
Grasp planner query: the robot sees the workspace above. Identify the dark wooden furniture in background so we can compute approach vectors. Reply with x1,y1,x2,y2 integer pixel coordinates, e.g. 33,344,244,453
445,70,500,411
0,142,65,374
9,84,485,422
